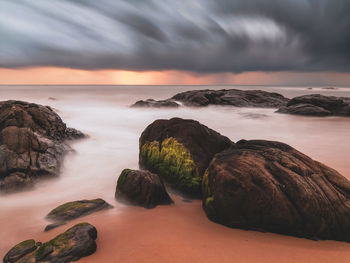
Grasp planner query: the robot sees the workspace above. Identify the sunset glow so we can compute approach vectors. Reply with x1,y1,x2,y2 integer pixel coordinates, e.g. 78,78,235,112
1,67,350,86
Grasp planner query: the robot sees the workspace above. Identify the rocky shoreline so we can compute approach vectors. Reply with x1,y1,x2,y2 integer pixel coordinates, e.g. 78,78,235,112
4,97,350,262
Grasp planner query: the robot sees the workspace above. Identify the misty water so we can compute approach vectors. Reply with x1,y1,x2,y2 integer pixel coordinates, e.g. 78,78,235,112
1,85,350,256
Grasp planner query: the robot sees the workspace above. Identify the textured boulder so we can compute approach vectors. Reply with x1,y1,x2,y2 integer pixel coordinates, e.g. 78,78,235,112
277,94,350,117
46,198,112,222
0,100,85,192
3,223,97,263
132,99,179,108
139,118,233,197
115,169,173,208
203,139,350,242
171,89,289,107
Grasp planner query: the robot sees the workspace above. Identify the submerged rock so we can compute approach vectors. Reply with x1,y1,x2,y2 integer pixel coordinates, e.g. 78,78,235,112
115,169,173,208
132,99,179,108
139,118,233,197
4,223,97,263
277,94,350,117
203,139,350,242
46,198,112,222
0,100,85,192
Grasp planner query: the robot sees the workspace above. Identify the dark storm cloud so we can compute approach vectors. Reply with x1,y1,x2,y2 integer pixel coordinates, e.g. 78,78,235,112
0,0,349,73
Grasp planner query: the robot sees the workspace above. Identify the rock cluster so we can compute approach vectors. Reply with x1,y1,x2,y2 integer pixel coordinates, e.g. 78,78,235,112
0,100,85,192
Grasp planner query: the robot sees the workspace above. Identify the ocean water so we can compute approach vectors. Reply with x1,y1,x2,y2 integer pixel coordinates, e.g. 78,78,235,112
1,85,350,257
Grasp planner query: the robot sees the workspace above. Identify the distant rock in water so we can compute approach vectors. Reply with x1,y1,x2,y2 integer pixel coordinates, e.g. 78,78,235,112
3,223,97,263
203,139,350,242
115,169,173,209
131,89,289,108
172,89,289,107
139,118,233,198
0,100,85,192
277,94,350,117
46,198,112,223
44,222,66,232
132,99,179,108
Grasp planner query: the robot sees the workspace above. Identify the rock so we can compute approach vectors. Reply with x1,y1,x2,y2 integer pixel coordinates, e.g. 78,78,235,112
132,99,179,108
115,169,173,208
3,239,38,263
277,94,350,117
4,223,97,263
171,89,289,107
203,139,350,242
277,104,332,116
46,198,112,222
139,118,233,197
0,100,85,192
131,89,289,108
44,222,67,232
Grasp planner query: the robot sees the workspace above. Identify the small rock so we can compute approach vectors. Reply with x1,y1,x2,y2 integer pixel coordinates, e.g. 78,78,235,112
46,198,113,222
44,222,67,232
115,169,173,209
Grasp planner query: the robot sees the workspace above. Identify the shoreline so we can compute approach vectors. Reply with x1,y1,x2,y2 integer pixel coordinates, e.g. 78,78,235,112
3,195,350,262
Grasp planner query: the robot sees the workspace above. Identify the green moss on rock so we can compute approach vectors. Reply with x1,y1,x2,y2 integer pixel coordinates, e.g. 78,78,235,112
202,170,214,206
140,137,201,195
117,169,131,190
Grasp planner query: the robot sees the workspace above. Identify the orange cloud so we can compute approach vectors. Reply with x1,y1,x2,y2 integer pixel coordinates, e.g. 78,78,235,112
0,67,350,86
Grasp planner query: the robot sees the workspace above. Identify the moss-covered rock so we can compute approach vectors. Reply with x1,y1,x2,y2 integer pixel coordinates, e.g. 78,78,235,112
3,223,97,263
115,168,173,209
46,198,112,222
139,118,233,197
3,239,38,263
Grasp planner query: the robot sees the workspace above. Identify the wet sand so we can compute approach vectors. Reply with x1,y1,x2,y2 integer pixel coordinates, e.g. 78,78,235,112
3,195,349,263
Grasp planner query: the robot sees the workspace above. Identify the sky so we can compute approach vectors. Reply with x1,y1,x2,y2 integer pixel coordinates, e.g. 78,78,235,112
0,0,350,85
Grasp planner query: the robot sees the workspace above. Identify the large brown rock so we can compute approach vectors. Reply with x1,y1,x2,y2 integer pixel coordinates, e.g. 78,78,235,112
3,223,97,263
203,139,350,242
139,118,233,197
0,100,85,192
115,169,173,208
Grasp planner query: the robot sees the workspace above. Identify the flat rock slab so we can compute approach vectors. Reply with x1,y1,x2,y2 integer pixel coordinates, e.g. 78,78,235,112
3,223,97,263
46,198,113,222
